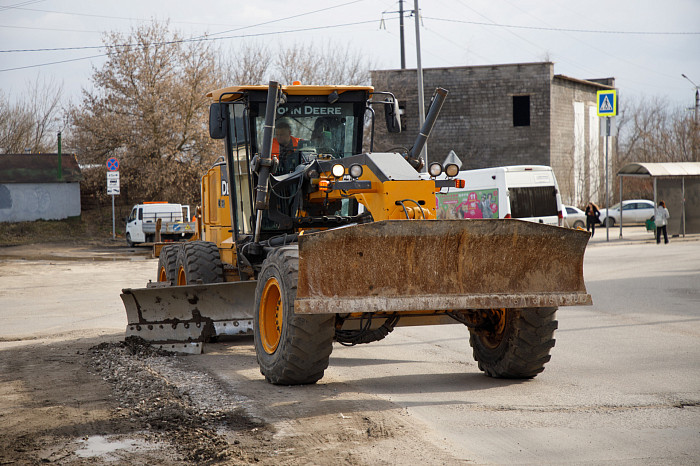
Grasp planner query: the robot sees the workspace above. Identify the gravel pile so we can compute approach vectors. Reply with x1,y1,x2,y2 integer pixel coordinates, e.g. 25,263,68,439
88,337,265,464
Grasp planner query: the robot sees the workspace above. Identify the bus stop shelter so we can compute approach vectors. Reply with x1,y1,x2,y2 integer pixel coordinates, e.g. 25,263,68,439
617,162,700,237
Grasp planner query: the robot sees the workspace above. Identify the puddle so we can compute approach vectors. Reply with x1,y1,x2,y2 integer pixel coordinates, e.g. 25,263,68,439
74,434,161,460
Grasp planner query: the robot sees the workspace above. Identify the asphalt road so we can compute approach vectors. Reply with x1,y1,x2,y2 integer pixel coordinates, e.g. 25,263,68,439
314,237,700,463
2,233,698,464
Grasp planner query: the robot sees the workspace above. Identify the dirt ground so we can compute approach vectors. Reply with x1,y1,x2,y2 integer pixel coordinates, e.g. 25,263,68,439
0,241,458,465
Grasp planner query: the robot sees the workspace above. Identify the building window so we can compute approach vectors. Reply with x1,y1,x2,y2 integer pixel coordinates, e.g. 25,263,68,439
513,95,530,127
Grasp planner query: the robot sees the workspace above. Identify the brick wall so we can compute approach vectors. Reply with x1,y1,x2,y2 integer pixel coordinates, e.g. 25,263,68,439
371,63,613,205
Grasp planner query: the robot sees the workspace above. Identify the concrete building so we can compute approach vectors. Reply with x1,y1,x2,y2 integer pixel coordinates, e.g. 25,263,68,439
0,154,82,222
371,62,615,206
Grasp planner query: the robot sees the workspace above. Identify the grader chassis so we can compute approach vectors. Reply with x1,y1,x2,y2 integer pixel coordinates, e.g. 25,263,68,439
122,81,591,385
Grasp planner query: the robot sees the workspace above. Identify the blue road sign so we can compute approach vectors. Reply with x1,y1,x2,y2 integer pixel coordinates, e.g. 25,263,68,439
107,158,119,171
597,90,617,117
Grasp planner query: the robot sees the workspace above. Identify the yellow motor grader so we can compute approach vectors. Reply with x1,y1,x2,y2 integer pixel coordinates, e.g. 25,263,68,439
121,81,591,385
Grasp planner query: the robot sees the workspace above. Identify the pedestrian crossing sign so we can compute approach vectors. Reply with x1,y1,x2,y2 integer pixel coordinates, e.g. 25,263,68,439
597,90,617,117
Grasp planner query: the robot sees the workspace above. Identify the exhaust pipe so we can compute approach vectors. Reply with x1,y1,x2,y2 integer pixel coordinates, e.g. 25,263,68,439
408,88,448,162
253,81,282,243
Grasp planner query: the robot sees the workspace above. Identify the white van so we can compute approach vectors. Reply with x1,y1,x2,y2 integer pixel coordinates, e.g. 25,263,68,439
125,202,194,246
436,165,564,226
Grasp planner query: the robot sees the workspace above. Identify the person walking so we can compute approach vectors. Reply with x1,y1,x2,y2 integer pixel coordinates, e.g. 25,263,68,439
655,200,670,244
584,202,600,236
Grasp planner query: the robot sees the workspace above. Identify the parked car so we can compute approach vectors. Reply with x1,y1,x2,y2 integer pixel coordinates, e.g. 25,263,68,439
563,205,586,229
599,199,655,227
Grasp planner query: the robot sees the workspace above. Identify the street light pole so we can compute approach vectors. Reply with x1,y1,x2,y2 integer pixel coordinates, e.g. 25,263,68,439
414,0,426,170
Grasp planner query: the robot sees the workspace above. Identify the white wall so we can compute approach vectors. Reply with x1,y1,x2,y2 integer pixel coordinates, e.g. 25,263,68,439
0,183,81,222
588,105,601,204
573,101,586,206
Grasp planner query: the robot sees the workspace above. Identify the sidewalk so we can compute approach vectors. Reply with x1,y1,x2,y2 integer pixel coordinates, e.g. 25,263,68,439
585,225,699,246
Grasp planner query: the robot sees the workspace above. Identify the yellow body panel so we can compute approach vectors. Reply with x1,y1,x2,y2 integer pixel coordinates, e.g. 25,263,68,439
201,163,233,248
207,84,374,102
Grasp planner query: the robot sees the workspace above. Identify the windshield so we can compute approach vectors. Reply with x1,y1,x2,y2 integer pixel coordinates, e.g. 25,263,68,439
253,102,361,162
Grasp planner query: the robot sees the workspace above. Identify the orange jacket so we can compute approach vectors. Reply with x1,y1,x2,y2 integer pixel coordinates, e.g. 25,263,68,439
271,136,300,157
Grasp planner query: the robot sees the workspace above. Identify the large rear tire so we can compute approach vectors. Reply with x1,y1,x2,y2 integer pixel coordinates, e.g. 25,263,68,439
157,244,180,284
254,246,335,385
468,307,558,378
175,241,224,285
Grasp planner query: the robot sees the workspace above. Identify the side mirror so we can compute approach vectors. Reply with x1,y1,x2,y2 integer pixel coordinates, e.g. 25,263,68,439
209,103,228,139
384,98,401,133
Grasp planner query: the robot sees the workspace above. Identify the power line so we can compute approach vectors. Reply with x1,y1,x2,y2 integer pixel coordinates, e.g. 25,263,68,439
0,53,106,72
202,0,365,39
0,18,387,54
0,18,391,72
423,16,700,35
0,23,103,33
0,0,45,12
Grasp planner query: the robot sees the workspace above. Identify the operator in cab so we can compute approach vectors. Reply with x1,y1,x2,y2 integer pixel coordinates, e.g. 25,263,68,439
272,119,301,174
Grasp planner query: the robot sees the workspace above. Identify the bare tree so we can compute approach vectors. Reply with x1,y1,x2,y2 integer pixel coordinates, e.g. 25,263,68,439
616,97,697,166
0,77,63,154
221,41,273,85
271,41,373,86
70,21,223,205
613,96,698,200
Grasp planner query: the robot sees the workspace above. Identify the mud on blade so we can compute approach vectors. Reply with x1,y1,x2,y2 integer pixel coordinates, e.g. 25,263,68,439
295,219,591,314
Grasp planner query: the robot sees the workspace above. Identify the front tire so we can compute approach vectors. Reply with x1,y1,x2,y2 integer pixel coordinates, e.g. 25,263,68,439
604,217,615,227
469,307,558,378
254,246,335,385
175,241,224,285
157,244,180,284
126,233,134,247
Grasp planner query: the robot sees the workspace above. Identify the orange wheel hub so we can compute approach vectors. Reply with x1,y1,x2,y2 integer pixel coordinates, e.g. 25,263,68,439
259,278,283,354
177,266,187,286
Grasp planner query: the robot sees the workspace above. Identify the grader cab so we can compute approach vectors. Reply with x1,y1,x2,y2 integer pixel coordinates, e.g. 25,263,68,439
122,81,591,385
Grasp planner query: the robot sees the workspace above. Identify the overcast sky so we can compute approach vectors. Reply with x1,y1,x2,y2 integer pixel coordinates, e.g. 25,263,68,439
1,0,699,112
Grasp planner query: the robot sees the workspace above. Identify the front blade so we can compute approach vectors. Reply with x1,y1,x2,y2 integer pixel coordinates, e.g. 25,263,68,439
295,219,591,314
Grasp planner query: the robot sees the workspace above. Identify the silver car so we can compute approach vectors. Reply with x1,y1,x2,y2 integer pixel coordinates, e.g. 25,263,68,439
599,199,655,227
563,205,586,229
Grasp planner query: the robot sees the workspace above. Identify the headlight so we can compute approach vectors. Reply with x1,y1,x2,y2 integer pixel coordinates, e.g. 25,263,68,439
331,164,345,178
428,162,443,177
348,164,363,179
444,163,460,177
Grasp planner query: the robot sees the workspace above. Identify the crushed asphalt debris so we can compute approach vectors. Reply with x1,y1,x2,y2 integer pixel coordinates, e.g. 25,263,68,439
88,336,270,464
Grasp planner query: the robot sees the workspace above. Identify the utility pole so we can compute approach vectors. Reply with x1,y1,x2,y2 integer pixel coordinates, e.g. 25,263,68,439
57,131,63,180
399,0,406,69
385,0,410,69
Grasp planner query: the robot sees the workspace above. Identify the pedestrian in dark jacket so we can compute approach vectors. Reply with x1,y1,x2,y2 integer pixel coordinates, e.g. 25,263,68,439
584,202,600,236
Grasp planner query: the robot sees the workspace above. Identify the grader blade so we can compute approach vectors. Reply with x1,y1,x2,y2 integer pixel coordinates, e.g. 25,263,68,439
121,280,257,354
295,219,591,314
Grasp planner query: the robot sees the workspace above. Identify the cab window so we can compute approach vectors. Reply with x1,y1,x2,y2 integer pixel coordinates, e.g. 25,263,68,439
253,102,361,160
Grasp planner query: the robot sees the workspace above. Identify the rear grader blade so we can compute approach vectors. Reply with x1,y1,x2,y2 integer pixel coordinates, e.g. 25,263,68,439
295,219,591,314
121,280,256,354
